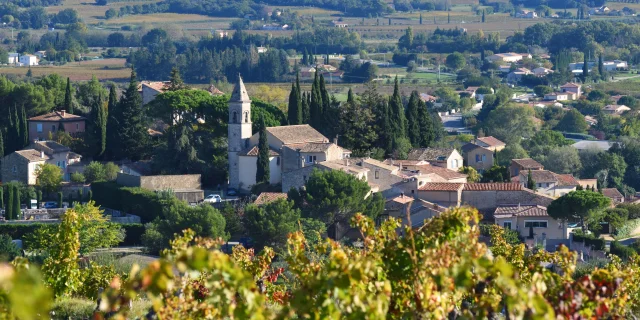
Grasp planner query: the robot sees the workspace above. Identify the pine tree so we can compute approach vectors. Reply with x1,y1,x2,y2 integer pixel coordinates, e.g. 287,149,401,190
420,13,423,24
406,91,421,147
582,52,589,81
64,77,73,114
256,116,270,184
527,169,537,191
114,70,148,161
301,92,310,124
168,67,186,91
310,72,323,129
287,82,302,125
20,105,27,148
347,87,354,103
482,10,485,22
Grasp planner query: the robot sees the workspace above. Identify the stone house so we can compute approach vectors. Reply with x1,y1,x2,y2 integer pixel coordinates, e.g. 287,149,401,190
384,194,447,231
406,148,463,170
1,150,48,185
417,182,464,207
517,170,578,197
460,183,553,215
509,158,544,177
138,81,170,105
494,205,567,240
560,82,582,97
30,140,82,181
603,104,631,115
461,144,494,173
602,188,624,204
474,136,506,151
28,110,86,141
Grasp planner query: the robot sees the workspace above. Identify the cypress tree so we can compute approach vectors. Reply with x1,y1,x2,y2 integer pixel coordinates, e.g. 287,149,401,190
482,10,485,22
301,92,310,124
417,98,435,148
527,169,537,191
598,54,604,80
12,106,21,150
106,84,118,159
319,74,330,123
57,191,63,208
420,13,423,24
0,129,4,158
37,190,42,208
6,107,14,154
448,12,450,24
114,70,148,161
582,52,589,81
287,83,302,125
390,76,407,139
21,105,27,147
406,91,421,147
480,50,485,62
91,94,107,157
256,116,270,184
0,188,3,212
5,185,13,220
347,87,354,103
388,18,391,25
12,187,20,220
64,77,73,114
310,72,323,129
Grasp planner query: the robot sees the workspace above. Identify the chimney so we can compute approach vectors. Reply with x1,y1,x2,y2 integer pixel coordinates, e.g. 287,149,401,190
60,110,66,117
400,192,404,198
40,151,45,159
333,136,338,145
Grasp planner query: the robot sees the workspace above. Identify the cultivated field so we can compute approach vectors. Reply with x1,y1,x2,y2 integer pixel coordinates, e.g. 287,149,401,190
0,58,130,81
47,0,162,24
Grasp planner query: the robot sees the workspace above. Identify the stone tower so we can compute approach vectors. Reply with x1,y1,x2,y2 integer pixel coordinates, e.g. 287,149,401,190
228,75,252,189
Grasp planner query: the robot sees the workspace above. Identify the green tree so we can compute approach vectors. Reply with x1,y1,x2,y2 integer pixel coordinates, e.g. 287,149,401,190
483,105,535,144
112,70,148,161
83,161,106,183
526,169,537,191
555,109,588,133
34,164,63,195
598,54,604,80
57,192,63,208
0,130,4,158
459,166,480,183
287,82,302,125
547,190,611,232
5,185,13,220
389,77,407,152
618,96,638,110
104,162,119,181
301,92,310,124
89,94,107,158
481,165,509,182
445,52,466,70
533,85,553,97
482,10,485,22
76,75,107,108
256,117,270,185
405,91,421,147
106,84,119,159
141,196,227,254
70,172,86,183
167,67,186,91
337,92,378,155
0,235,20,262
540,146,582,175
64,77,73,114
42,205,82,296
310,72,323,130
289,169,384,239
582,53,588,82
243,199,301,250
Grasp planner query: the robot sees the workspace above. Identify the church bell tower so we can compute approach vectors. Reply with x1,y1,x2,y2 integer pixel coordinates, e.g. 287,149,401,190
228,75,252,189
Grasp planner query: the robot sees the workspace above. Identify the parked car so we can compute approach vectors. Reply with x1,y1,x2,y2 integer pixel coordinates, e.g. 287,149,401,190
227,188,237,196
203,194,222,203
43,202,58,209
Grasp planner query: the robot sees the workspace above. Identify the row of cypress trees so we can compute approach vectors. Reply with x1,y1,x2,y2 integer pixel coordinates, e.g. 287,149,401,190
1,105,29,158
2,185,22,220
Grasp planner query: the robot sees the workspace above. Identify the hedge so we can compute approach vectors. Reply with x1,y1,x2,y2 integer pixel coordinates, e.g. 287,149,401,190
610,241,637,260
572,234,605,251
0,222,145,246
91,182,165,223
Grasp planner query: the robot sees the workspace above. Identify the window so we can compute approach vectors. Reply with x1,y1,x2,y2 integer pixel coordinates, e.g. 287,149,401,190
475,154,480,163
244,112,249,123
37,123,43,133
482,154,486,162
375,170,379,179
303,175,307,181
307,155,316,163
12,165,17,173
232,112,237,123
503,221,512,230
537,183,542,188
76,123,79,130
52,125,56,132
524,221,548,228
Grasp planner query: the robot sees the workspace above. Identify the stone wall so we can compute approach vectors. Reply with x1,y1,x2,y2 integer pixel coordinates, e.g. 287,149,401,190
1,153,31,185
282,165,316,192
461,189,553,211
175,190,205,203
359,161,404,192
116,173,201,191
116,173,142,187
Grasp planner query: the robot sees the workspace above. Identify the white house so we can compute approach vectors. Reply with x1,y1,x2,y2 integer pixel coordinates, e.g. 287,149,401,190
532,67,554,76
19,55,38,66
494,205,568,241
332,21,349,28
543,92,574,101
603,104,631,115
406,148,463,171
8,53,19,65
486,53,530,63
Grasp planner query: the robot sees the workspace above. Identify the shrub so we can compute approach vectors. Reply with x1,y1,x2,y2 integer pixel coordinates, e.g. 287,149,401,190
84,161,106,183
70,172,86,184
91,182,165,223
121,223,145,246
610,241,637,260
572,233,605,250
51,298,95,319
0,234,21,262
77,262,118,299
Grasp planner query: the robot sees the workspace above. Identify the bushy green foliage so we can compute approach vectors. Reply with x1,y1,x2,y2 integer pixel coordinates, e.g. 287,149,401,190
610,241,637,260
91,182,165,223
0,235,21,262
70,172,86,184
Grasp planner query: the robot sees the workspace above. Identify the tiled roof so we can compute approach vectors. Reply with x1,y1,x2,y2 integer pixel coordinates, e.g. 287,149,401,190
15,149,49,162
511,158,543,169
603,104,630,111
29,110,85,122
602,188,624,199
298,143,334,153
208,84,224,96
413,199,448,213
33,140,69,153
407,148,455,161
382,159,428,166
238,146,280,157
461,143,490,153
561,82,581,88
476,136,505,147
388,195,414,204
138,81,169,92
494,205,548,217
254,192,288,205
267,125,327,145
418,182,464,191
555,174,579,186
463,183,523,191
411,165,467,180
318,160,369,174
521,170,558,183
361,158,398,173
123,161,152,175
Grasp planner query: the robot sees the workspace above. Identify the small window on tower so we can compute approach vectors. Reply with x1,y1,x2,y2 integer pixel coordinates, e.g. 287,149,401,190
244,112,249,123
232,112,237,123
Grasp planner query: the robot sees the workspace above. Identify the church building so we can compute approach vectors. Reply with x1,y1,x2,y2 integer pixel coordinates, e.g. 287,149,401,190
227,76,351,192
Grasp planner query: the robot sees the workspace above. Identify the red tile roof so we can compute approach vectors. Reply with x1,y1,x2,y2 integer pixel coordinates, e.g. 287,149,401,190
388,195,415,204
29,110,85,122
463,183,523,191
561,82,581,88
410,165,467,181
555,174,579,186
511,158,544,169
253,192,288,205
602,188,624,199
418,183,464,191
238,146,280,157
494,205,548,217
476,136,506,147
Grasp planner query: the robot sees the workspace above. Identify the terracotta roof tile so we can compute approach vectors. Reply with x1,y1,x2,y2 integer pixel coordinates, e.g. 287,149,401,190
15,149,49,162
602,188,624,199
520,170,558,183
494,205,548,217
253,192,288,205
418,182,464,191
208,84,224,96
410,165,467,180
407,148,455,161
298,143,334,153
388,195,414,204
476,136,505,147
238,146,280,157
561,82,581,88
29,111,85,122
463,183,523,191
555,174,579,186
511,158,544,169
267,125,327,145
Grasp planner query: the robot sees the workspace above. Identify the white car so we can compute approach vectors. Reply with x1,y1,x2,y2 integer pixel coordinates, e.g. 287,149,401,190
203,194,222,203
